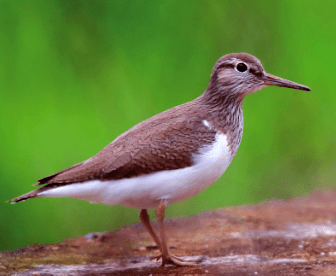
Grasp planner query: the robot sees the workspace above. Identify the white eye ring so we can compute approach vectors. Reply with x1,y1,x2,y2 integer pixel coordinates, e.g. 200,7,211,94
236,62,248,73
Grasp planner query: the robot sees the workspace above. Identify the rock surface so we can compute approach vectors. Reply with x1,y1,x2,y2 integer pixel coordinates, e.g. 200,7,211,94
3,190,336,275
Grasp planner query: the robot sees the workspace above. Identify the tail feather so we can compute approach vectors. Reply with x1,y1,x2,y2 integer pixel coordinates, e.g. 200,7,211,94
8,190,40,204
9,161,85,202
8,184,67,204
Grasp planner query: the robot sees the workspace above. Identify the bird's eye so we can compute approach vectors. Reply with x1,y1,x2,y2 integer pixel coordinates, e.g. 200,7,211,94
236,63,248,72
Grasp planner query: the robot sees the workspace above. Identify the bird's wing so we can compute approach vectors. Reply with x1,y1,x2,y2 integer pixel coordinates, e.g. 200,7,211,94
38,120,216,185
37,100,216,185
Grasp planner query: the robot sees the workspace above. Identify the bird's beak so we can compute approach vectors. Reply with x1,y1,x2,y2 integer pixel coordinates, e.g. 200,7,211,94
263,73,311,91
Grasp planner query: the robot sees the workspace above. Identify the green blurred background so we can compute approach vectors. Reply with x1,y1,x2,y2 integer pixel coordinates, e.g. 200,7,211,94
1,0,335,251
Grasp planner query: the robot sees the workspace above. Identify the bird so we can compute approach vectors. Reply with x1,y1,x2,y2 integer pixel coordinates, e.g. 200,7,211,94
9,53,311,267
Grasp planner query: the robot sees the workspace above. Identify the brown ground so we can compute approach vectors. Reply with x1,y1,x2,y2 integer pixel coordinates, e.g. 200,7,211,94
3,189,336,275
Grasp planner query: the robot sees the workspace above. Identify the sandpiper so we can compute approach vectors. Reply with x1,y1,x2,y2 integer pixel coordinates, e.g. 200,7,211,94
10,53,310,267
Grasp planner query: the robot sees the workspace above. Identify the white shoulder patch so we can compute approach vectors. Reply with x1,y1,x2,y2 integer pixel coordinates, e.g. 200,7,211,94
202,120,212,130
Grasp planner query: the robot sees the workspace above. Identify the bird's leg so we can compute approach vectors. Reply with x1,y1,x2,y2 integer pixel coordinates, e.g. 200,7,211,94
139,209,162,251
155,200,201,267
139,209,191,263
156,202,170,266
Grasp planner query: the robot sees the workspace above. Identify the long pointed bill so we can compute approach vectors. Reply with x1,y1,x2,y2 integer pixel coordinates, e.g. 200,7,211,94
264,73,311,91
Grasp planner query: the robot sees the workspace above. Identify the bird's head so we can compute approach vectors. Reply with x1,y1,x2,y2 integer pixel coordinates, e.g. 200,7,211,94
207,53,310,99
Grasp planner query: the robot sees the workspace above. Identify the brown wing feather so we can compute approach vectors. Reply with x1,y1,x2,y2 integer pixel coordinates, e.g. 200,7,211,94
36,162,83,185
33,99,216,186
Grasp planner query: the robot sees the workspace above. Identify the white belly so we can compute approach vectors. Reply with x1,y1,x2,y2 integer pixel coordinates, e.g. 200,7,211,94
38,132,234,209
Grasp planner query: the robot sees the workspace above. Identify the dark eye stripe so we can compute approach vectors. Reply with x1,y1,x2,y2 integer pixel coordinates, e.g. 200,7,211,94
217,62,235,70
249,67,263,77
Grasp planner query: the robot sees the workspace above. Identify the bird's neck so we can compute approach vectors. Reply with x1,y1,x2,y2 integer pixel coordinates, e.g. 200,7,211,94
200,87,244,154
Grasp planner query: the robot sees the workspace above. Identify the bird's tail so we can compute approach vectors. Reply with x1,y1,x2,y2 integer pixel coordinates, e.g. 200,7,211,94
8,190,40,204
7,184,63,204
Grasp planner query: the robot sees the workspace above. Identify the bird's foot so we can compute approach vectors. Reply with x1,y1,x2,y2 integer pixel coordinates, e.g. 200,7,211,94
151,253,203,267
